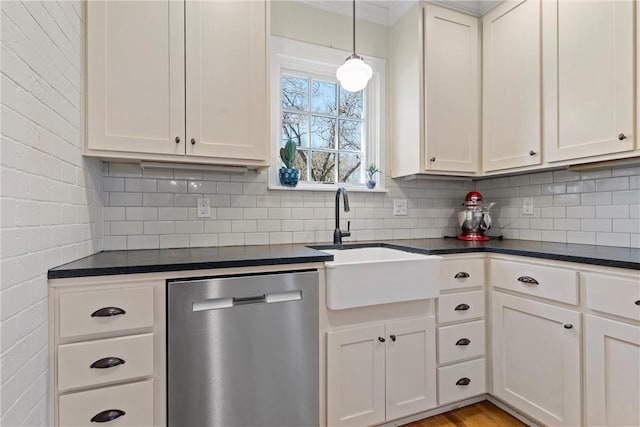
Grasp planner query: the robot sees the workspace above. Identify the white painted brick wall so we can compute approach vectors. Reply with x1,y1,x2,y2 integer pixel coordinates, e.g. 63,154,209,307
101,162,468,250
0,2,103,425
478,166,640,247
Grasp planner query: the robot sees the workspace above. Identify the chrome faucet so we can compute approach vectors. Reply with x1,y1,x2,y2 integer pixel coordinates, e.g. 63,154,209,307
333,187,351,244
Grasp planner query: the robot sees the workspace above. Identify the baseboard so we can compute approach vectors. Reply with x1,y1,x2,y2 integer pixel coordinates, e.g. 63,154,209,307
376,394,542,427
377,395,487,426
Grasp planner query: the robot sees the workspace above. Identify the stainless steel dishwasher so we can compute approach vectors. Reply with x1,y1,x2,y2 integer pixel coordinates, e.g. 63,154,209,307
167,270,319,427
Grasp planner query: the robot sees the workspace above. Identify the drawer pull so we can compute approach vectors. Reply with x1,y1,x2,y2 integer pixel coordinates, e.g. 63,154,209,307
456,377,471,386
454,303,470,311
635,300,640,306
563,323,573,329
456,338,471,346
454,272,470,279
390,334,396,342
378,337,386,343
90,357,126,369
517,276,539,285
91,307,126,317
90,409,125,423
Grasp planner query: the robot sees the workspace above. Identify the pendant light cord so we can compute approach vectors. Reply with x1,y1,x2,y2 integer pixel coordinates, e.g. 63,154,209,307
352,0,356,54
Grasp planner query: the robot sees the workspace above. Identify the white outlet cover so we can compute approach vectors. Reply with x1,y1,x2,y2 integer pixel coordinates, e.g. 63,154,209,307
522,197,534,215
197,198,211,218
393,199,408,216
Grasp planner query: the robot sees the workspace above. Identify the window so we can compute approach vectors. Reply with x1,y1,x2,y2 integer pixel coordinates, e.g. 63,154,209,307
270,37,385,191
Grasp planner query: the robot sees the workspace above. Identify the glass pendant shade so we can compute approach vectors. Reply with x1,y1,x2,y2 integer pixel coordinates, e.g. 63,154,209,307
336,54,373,92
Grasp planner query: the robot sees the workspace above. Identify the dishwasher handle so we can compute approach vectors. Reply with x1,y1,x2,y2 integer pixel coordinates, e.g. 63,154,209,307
233,294,266,306
192,290,302,312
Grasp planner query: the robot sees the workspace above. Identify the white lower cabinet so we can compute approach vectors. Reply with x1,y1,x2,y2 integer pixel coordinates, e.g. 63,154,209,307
585,315,640,427
326,317,436,426
438,358,486,406
492,291,581,426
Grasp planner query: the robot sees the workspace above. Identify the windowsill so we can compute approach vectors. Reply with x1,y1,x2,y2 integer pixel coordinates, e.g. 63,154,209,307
268,184,387,193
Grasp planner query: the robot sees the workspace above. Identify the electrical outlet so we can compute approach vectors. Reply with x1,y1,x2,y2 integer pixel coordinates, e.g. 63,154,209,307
197,198,211,218
393,199,408,216
522,197,534,215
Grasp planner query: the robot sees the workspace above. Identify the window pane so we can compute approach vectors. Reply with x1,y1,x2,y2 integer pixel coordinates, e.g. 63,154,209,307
310,151,336,183
311,80,337,114
282,113,308,147
339,87,363,118
339,119,361,151
338,153,362,184
310,116,336,149
294,150,308,181
282,76,309,111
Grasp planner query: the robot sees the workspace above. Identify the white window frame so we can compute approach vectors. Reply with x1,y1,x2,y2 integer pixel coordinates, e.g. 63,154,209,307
269,36,386,192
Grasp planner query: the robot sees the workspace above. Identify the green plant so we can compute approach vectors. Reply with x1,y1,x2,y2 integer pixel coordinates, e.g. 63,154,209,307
367,163,381,179
280,139,298,169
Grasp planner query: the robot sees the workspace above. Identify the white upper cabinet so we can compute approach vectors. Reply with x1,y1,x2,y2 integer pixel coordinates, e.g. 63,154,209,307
391,4,480,178
424,6,480,174
185,1,268,163
543,0,635,162
87,1,269,167
87,1,185,156
482,0,542,172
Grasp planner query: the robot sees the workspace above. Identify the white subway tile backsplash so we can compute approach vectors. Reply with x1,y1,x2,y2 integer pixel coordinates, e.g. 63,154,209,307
109,192,142,206
612,190,640,205
581,219,612,232
142,192,173,207
596,177,629,192
596,205,629,218
596,232,631,247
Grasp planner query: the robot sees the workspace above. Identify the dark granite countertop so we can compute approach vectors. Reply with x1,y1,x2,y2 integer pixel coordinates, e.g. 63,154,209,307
48,245,333,279
49,238,640,280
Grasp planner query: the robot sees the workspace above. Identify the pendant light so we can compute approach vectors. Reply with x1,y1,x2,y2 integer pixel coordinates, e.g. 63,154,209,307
336,0,373,92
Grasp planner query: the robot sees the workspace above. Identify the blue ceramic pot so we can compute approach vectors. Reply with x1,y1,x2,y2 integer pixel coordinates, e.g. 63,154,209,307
366,180,377,189
279,167,300,187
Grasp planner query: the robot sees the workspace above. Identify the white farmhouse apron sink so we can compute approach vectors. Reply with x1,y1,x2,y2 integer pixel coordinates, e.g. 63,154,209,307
322,247,441,310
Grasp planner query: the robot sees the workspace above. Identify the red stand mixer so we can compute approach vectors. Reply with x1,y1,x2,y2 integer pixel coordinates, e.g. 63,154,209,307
457,191,495,241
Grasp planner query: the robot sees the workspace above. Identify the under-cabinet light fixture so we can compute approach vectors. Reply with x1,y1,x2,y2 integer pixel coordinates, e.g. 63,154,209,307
140,161,248,174
336,0,373,92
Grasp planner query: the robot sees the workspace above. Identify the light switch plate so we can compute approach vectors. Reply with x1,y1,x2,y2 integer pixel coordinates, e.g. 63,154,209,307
197,198,211,218
393,199,408,216
522,197,534,215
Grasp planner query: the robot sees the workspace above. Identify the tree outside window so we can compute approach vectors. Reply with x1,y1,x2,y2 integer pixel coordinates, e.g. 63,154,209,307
281,74,365,184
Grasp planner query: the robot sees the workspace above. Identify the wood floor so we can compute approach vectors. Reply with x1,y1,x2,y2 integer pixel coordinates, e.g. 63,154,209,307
403,401,527,427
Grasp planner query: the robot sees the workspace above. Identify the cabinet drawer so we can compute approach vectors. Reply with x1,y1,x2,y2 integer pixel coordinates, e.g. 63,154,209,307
59,286,154,338
490,259,579,305
438,358,486,405
437,291,484,324
58,333,154,392
59,379,154,427
438,321,485,365
440,258,485,291
584,272,640,321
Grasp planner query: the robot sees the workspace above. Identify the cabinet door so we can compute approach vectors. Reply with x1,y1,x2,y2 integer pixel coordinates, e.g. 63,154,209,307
492,292,581,426
87,1,185,155
327,324,386,427
586,315,640,427
543,0,635,162
482,0,542,172
185,0,269,164
385,317,437,420
424,6,480,173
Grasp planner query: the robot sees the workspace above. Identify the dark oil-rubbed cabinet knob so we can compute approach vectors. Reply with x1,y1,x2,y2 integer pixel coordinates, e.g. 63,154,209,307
91,307,126,317
90,409,125,423
191,138,196,145
456,377,471,386
430,157,436,162
90,357,126,369
456,338,471,346
635,300,640,306
529,150,537,156
454,303,470,311
618,133,627,140
390,335,396,342
517,276,539,285
563,324,574,329
378,337,386,343
175,136,181,144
